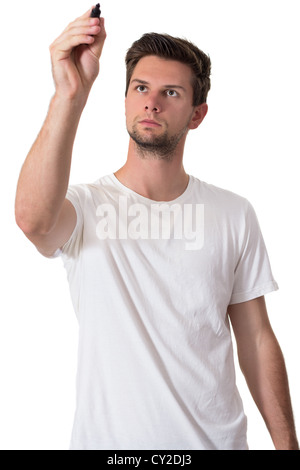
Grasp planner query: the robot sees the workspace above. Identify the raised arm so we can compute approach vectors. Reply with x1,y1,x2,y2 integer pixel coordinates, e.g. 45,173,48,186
15,7,106,256
228,296,299,450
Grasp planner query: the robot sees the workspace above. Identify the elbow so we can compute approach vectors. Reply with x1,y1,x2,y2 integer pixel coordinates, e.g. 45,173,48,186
15,204,53,237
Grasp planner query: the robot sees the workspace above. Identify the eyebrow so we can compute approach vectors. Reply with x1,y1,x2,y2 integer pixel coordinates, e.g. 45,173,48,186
131,79,187,92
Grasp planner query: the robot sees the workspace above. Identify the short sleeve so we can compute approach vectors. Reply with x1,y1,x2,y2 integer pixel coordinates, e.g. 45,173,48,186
229,201,278,305
59,185,85,259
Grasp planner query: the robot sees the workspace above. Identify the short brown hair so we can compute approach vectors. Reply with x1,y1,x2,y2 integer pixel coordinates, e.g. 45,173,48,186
125,33,211,105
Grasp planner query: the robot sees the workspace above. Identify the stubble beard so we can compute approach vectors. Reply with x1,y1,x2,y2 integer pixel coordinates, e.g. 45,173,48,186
127,120,190,162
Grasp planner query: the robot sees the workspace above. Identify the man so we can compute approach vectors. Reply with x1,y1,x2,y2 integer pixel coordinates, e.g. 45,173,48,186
15,7,298,450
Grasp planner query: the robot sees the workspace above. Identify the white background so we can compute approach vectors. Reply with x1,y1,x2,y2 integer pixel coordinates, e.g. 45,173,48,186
0,0,299,450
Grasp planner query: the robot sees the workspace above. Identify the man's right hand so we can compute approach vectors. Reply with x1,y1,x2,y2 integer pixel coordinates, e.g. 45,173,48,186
49,7,106,103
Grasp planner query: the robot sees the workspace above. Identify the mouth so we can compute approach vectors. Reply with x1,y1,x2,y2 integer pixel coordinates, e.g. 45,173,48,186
138,119,162,128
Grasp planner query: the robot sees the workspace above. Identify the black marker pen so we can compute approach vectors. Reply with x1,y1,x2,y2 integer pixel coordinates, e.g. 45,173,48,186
90,3,101,18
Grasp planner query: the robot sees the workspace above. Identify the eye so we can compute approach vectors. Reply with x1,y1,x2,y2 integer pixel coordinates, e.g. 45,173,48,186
136,85,148,93
166,89,178,97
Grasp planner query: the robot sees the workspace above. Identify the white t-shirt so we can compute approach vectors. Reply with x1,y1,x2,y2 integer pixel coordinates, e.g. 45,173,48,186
58,174,278,450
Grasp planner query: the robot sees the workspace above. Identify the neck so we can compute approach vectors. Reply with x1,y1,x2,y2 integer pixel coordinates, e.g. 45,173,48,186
114,138,189,202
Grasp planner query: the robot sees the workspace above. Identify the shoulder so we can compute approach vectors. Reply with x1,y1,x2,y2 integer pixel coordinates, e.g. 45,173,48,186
66,174,116,204
190,175,252,215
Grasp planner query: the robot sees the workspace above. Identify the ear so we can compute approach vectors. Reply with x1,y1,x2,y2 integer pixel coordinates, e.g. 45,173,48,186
188,103,208,130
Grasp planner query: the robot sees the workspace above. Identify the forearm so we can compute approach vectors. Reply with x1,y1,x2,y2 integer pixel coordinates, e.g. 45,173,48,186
239,330,299,450
15,94,85,234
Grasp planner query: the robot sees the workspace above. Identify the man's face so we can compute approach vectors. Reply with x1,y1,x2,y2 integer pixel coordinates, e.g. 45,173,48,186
125,55,200,159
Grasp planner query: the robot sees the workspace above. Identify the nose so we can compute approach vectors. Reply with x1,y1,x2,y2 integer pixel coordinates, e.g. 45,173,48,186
144,93,161,113
145,104,159,112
